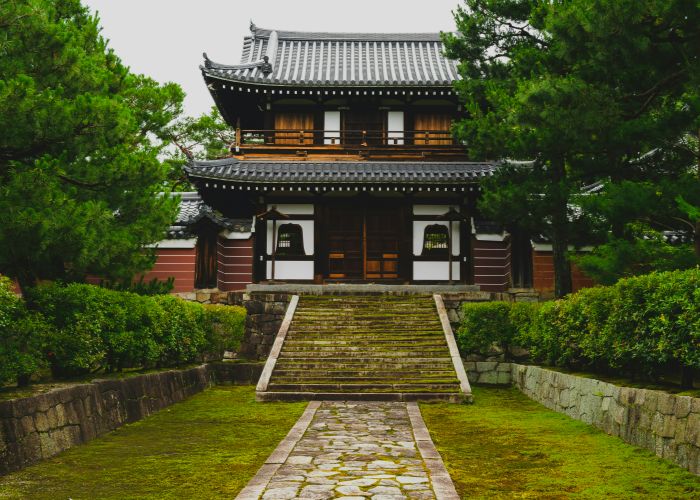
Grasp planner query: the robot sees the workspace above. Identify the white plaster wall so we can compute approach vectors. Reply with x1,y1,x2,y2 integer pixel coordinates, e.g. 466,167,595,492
324,111,341,144
266,219,314,255
387,111,404,145
267,204,314,215
219,230,253,240
413,261,460,281
412,221,460,256
266,261,315,280
149,239,197,249
413,204,458,216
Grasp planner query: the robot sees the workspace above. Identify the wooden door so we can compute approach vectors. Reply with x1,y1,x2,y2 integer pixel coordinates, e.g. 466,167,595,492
326,206,363,279
274,112,314,144
323,204,402,280
365,208,401,279
195,226,218,289
343,110,384,145
414,113,453,145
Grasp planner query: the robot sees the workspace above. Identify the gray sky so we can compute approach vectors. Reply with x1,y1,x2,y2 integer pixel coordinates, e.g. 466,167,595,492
82,0,462,117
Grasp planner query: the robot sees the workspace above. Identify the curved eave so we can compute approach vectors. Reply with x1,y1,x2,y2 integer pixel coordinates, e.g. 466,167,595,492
184,160,497,187
201,68,459,90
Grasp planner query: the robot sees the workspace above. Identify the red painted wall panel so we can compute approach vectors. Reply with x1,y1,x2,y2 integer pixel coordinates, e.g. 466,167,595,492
141,248,196,293
532,250,596,295
217,237,254,292
472,238,512,292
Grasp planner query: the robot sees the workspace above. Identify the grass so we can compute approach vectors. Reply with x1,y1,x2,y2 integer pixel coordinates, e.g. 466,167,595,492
421,387,700,499
0,386,306,499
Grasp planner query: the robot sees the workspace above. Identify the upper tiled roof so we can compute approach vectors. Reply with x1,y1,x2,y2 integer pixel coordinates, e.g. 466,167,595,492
202,23,460,87
184,159,496,185
168,192,251,238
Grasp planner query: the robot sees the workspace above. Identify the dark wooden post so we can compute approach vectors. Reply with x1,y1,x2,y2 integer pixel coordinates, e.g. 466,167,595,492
448,219,453,284
271,218,277,282
255,206,289,284
439,208,467,285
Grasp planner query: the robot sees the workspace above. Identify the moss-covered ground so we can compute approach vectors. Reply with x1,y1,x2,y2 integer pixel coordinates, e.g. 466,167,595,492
0,386,306,499
421,386,700,499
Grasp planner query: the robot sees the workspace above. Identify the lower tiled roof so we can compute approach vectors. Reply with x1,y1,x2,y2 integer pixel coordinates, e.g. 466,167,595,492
184,159,497,185
167,192,252,238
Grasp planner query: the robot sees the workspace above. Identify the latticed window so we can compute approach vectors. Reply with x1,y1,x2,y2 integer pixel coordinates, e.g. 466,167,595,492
422,224,449,257
276,223,305,256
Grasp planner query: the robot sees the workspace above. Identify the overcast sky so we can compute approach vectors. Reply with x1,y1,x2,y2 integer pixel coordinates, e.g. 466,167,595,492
82,0,462,117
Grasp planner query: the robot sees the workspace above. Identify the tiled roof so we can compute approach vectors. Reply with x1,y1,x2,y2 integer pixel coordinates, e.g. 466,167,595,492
201,23,460,87
184,159,496,185
167,192,251,238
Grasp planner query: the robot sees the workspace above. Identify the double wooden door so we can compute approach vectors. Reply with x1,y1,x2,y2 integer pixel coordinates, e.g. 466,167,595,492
324,205,402,280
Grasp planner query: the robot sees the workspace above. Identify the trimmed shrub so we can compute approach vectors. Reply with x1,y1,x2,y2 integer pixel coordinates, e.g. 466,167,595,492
0,278,49,386
204,304,246,357
457,301,538,359
22,282,247,378
457,268,700,385
152,295,208,367
457,302,516,356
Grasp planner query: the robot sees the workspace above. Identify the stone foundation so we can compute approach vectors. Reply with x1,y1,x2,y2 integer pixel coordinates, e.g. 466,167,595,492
0,362,263,476
232,293,293,360
511,364,700,475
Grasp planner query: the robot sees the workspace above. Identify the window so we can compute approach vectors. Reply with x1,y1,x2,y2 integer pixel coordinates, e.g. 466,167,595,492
422,224,449,257
275,224,305,256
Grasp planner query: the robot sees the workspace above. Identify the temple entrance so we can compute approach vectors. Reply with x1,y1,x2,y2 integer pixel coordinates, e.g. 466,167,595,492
323,204,403,281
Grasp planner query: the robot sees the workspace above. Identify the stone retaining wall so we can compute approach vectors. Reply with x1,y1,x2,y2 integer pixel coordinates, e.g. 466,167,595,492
511,364,700,475
210,362,264,385
0,363,264,476
463,361,513,385
232,293,293,360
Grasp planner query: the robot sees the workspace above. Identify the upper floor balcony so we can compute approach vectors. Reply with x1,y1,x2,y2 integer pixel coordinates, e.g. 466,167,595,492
232,128,467,161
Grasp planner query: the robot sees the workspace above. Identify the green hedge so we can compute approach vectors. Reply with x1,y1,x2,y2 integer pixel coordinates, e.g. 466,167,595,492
0,278,49,386
0,282,247,381
457,269,700,381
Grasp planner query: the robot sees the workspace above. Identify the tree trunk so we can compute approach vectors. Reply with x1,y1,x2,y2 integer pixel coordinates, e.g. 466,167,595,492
550,157,573,298
16,373,31,387
680,365,695,390
552,231,573,298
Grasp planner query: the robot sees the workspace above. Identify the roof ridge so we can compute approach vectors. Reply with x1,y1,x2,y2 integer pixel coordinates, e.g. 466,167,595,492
251,26,447,42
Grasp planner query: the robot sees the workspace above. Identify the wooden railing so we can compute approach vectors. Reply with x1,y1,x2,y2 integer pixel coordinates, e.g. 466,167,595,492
234,129,456,148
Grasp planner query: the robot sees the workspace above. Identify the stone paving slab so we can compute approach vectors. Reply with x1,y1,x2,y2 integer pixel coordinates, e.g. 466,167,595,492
236,401,458,500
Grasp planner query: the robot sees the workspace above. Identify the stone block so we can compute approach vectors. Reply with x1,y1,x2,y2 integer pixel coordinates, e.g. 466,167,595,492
496,371,511,385
675,396,692,419
656,393,676,415
687,413,700,447
477,371,499,385
475,361,497,372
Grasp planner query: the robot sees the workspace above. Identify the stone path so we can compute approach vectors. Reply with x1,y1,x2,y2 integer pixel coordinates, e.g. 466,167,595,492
236,401,458,500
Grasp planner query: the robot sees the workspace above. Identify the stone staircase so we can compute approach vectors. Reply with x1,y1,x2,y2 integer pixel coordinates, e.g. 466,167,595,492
256,295,469,402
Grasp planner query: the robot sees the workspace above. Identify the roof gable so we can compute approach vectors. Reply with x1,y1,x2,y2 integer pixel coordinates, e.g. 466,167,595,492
202,23,460,87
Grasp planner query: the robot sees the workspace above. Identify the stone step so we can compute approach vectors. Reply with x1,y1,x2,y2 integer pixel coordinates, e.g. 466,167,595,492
272,369,458,378
256,392,469,403
279,348,450,356
285,333,444,339
286,330,444,336
293,312,437,318
282,339,448,346
274,361,456,370
271,375,458,383
267,382,461,392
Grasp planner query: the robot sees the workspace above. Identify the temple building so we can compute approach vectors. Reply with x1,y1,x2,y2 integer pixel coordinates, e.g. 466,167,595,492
146,23,594,296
